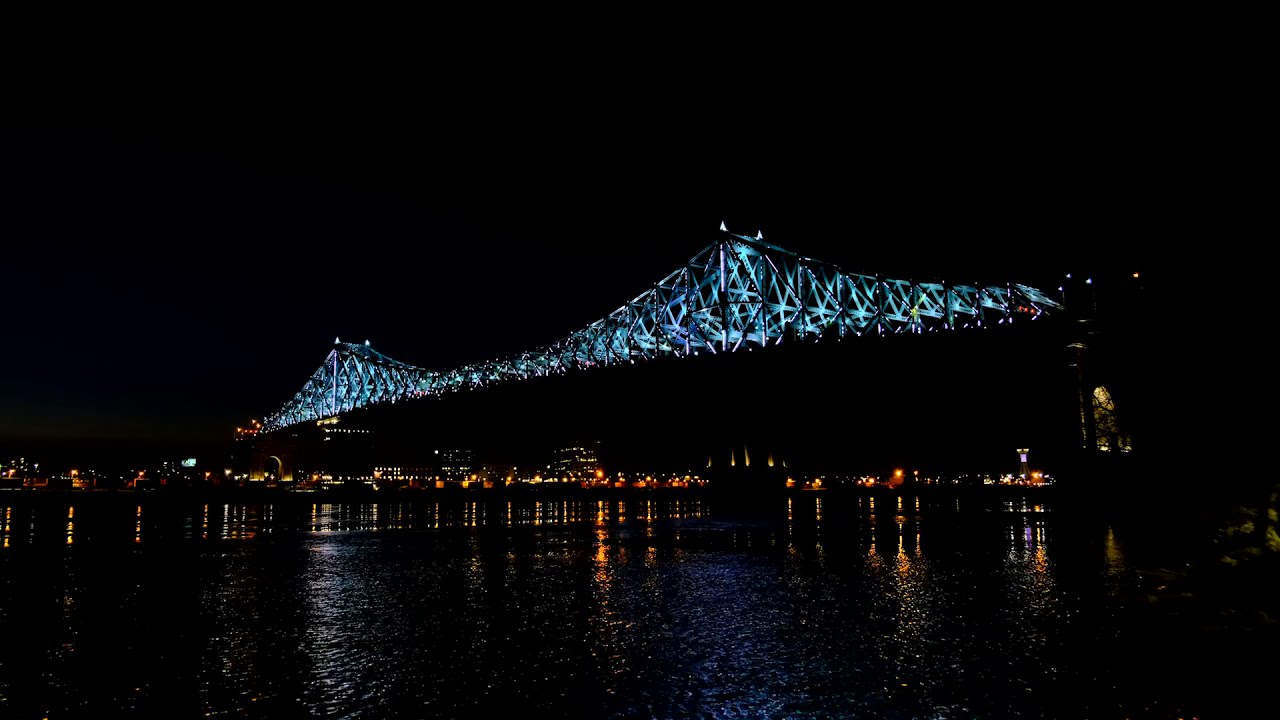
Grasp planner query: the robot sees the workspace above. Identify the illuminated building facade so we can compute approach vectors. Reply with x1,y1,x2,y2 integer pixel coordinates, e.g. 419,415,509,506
438,449,473,481
551,443,600,481
372,466,434,488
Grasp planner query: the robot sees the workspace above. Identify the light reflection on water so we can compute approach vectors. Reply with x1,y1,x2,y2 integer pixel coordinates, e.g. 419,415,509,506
0,494,1209,718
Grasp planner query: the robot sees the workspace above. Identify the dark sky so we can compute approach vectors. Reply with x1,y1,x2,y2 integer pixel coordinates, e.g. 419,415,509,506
2,64,1197,463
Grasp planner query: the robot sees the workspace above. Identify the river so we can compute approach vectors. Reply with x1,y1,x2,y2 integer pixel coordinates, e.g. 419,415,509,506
0,492,1263,718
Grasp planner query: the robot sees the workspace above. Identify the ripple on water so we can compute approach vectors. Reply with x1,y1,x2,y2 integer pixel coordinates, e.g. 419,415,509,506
0,497,1223,719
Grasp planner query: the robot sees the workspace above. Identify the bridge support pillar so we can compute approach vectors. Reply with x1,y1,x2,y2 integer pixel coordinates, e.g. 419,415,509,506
249,441,295,485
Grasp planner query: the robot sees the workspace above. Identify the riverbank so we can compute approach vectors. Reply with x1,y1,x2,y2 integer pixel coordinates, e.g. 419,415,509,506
0,481,1059,505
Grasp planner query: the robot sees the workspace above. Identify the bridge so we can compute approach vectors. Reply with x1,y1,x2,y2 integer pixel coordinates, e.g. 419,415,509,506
261,228,1061,433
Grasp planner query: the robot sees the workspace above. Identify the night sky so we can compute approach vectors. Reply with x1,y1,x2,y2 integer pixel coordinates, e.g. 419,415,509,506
2,75,1195,466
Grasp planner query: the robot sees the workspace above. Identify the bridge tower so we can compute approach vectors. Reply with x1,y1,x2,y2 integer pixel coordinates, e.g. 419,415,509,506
1064,270,1143,457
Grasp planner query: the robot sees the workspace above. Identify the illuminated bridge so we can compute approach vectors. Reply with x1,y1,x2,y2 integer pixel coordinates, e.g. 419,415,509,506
261,228,1061,432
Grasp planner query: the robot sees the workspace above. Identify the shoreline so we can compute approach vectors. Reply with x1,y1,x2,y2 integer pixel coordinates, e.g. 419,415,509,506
0,482,1055,505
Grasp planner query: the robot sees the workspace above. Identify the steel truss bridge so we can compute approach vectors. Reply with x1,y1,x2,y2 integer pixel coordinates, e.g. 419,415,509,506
261,229,1061,432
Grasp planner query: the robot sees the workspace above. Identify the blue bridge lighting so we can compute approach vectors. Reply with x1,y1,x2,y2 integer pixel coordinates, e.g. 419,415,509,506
262,230,1061,431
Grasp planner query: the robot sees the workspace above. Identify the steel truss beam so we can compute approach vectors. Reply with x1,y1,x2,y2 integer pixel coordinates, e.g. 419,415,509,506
262,233,1060,431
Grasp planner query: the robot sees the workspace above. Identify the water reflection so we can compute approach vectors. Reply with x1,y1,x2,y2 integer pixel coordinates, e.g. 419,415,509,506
0,496,970,550
1102,525,1129,593
0,498,717,548
0,493,1216,718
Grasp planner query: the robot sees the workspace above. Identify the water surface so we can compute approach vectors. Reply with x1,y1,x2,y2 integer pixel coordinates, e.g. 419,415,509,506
0,494,1245,718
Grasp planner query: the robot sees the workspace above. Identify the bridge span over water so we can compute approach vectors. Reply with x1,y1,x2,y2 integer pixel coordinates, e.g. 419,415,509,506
262,229,1061,433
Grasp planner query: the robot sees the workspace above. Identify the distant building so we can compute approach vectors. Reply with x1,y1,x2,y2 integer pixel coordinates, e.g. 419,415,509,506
438,449,473,481
473,464,513,482
158,459,200,487
2,457,43,488
3,456,36,478
372,465,434,488
551,442,600,481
